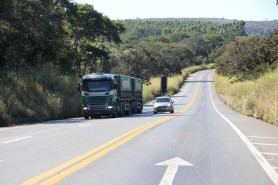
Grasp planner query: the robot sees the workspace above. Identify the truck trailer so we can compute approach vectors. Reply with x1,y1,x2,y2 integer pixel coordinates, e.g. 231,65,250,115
78,74,143,119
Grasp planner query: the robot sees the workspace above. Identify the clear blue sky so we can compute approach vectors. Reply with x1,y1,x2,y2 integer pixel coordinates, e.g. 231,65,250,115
74,0,278,21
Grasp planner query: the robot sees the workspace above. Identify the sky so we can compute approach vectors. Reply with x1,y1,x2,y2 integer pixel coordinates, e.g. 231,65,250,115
74,0,278,21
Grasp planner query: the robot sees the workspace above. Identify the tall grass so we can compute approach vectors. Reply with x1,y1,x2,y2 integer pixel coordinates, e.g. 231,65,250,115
0,65,81,126
214,68,278,125
143,64,212,103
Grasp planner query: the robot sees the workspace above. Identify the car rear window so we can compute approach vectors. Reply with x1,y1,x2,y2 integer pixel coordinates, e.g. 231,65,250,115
156,98,170,102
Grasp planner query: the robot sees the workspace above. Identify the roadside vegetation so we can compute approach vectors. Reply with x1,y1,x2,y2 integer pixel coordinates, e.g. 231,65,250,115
1,0,277,126
0,66,81,126
214,69,278,125
215,30,278,125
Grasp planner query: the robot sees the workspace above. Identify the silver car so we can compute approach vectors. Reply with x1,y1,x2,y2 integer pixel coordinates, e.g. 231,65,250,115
153,96,174,114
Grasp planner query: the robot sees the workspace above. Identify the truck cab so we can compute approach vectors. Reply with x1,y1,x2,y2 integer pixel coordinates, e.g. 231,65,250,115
81,74,118,119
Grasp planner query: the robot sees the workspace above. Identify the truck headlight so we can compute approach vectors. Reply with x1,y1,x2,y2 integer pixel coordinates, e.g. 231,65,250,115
83,107,88,110
108,106,113,109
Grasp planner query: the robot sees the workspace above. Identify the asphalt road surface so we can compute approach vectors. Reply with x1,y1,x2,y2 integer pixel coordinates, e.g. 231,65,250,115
0,70,278,185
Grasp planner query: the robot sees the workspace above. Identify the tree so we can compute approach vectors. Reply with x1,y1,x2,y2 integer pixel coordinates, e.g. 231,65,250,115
216,34,278,80
111,45,159,84
68,4,124,74
0,0,73,71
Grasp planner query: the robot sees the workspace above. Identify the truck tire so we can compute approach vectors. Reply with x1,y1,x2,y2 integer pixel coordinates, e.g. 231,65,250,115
133,103,138,114
84,115,89,119
138,105,143,113
120,103,125,117
129,104,132,115
138,102,143,114
112,104,118,118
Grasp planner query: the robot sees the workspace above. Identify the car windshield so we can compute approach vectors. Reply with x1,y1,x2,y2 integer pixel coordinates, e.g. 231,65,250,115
156,98,170,103
83,80,111,92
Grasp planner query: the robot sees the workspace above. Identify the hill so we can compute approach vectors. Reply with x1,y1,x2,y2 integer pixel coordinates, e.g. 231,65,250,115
131,18,278,35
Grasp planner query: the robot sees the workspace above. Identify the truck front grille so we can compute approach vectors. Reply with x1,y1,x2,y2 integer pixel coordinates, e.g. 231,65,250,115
85,96,108,111
87,96,108,105
88,104,107,111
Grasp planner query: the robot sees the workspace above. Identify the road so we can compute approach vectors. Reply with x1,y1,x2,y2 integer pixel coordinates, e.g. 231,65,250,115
0,70,278,185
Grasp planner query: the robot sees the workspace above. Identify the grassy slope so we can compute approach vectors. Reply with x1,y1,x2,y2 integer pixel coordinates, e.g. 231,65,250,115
0,66,81,126
214,68,278,126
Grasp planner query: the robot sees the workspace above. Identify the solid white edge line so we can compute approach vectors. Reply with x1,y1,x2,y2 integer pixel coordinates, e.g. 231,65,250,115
2,136,33,144
247,136,278,140
261,153,278,156
208,73,278,185
253,143,278,147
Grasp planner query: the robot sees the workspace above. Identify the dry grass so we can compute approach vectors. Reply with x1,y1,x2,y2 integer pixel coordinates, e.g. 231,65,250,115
143,64,212,103
214,68,278,125
0,65,81,126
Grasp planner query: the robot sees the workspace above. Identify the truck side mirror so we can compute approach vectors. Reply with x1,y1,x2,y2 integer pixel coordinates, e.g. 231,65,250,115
77,83,81,91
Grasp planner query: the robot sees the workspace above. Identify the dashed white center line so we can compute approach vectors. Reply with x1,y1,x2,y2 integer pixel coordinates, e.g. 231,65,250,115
253,143,278,147
2,136,33,144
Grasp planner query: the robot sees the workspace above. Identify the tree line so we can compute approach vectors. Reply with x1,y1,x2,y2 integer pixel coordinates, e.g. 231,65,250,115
108,19,245,83
0,0,124,75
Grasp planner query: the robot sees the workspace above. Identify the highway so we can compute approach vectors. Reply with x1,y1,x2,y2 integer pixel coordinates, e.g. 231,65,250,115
0,70,278,185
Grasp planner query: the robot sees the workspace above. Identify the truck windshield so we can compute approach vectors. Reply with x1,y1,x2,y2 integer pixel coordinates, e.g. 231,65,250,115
83,80,111,92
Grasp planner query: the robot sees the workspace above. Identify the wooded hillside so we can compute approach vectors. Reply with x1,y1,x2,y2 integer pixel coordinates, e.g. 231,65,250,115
0,0,277,126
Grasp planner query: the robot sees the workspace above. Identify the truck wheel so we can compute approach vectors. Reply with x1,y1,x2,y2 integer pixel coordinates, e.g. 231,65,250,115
138,103,143,114
121,103,125,117
129,104,132,115
112,104,118,118
112,111,117,118
138,105,143,113
134,103,138,114
84,115,89,119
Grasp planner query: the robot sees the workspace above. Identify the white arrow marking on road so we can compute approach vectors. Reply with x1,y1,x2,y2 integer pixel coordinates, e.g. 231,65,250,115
156,157,194,185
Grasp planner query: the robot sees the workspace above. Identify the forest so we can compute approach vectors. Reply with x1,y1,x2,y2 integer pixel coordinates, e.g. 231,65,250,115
0,0,277,126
